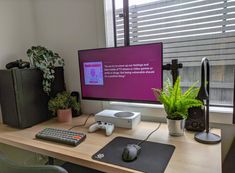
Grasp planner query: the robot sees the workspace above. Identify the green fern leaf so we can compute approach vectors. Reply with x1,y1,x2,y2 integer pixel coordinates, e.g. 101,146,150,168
183,81,199,99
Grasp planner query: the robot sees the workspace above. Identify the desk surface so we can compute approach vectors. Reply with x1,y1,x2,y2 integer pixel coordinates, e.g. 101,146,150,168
0,115,221,173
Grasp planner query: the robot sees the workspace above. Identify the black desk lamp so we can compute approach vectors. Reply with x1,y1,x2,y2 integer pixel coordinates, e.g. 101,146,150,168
194,57,221,144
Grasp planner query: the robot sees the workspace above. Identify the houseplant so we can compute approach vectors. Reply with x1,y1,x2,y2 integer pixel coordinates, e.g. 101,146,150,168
27,46,65,95
48,91,80,122
152,77,203,136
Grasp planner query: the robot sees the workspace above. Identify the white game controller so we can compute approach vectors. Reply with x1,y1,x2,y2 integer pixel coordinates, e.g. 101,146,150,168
88,121,114,136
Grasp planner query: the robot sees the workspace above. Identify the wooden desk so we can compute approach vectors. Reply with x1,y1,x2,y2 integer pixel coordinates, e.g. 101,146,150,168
0,115,221,173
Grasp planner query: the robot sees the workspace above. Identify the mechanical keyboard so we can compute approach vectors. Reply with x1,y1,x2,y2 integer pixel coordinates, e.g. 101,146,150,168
35,128,86,146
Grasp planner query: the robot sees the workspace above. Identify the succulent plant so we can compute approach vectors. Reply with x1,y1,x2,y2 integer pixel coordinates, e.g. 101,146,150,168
48,91,80,116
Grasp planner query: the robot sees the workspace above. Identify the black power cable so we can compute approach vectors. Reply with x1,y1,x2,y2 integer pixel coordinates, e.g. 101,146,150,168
137,123,161,146
68,113,94,130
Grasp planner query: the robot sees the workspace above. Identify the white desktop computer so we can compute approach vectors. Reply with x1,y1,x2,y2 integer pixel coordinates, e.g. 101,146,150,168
95,110,141,129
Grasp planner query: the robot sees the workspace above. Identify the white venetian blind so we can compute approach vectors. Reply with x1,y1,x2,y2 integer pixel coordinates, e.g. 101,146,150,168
116,0,235,66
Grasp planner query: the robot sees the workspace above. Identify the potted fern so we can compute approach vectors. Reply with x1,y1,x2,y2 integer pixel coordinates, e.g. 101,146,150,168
152,77,203,136
48,91,80,122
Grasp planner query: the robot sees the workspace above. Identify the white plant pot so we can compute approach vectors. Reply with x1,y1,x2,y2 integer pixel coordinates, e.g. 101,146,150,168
167,118,185,136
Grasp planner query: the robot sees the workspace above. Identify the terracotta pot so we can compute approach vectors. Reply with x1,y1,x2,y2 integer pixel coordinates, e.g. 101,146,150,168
57,108,72,122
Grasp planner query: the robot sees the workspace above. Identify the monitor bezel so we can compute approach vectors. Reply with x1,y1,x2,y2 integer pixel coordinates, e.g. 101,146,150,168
78,43,163,104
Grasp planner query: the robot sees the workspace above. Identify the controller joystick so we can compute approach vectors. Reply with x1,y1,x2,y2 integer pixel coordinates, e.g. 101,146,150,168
6,59,30,69
88,121,114,136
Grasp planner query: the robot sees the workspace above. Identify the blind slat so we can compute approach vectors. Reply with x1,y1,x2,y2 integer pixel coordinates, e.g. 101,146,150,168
117,21,227,36
116,9,225,26
164,54,235,61
164,36,235,48
127,28,224,42
118,32,235,44
129,0,222,13
164,48,235,58
131,0,224,17
163,56,235,67
165,42,235,53
116,13,235,31
133,3,224,22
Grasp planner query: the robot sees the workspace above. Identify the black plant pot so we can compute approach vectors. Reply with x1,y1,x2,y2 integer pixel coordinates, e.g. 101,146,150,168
50,67,66,98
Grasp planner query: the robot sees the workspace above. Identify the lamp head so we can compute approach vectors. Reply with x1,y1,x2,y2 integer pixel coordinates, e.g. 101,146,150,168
197,57,210,100
197,86,209,100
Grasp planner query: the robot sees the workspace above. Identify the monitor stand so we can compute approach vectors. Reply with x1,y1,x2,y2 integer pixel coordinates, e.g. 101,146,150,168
163,59,183,85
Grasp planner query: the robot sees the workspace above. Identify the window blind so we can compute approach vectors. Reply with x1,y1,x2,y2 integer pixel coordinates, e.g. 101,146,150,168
115,0,235,66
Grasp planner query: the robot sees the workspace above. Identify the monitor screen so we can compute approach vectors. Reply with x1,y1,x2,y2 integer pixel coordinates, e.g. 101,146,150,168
78,43,163,103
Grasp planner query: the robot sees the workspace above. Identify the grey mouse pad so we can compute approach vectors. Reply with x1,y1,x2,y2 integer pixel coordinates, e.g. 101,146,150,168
92,136,175,173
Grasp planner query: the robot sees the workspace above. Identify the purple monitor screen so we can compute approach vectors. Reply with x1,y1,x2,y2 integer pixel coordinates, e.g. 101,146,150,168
78,43,163,103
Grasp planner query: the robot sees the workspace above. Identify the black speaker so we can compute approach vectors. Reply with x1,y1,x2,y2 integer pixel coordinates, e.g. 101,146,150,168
0,67,66,128
185,107,205,131
71,91,82,117
50,67,66,97
0,68,49,128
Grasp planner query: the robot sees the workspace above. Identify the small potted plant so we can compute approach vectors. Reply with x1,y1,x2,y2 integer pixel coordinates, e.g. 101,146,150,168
27,46,65,96
152,77,203,136
48,91,80,122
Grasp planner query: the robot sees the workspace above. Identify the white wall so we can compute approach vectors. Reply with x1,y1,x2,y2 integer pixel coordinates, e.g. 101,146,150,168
33,0,106,114
0,0,36,122
0,0,36,68
0,0,37,164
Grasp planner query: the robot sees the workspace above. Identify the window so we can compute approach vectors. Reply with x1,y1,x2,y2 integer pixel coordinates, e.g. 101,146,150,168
107,0,235,106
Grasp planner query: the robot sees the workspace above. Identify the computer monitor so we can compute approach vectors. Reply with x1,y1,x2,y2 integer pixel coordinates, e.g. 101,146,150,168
78,43,163,103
